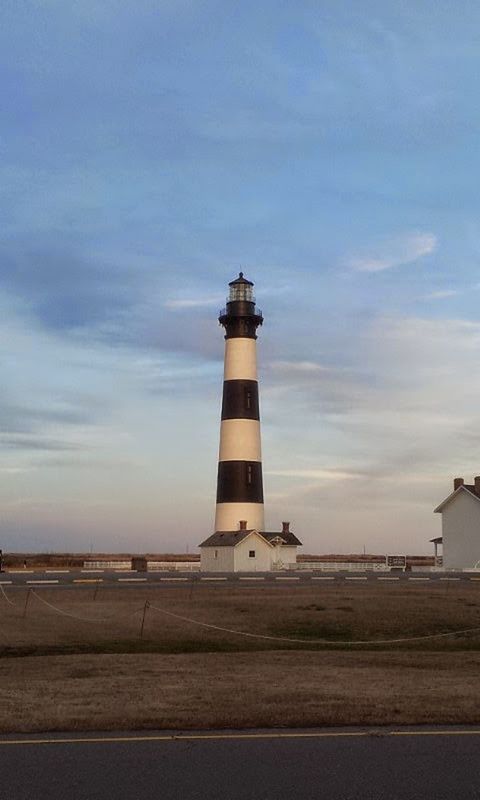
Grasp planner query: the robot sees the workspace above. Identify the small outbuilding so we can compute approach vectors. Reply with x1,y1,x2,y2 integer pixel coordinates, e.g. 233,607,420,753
199,521,302,572
434,476,480,570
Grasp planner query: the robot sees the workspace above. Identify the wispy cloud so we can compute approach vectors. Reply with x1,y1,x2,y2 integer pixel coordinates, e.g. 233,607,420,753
266,468,363,480
425,289,459,300
347,232,437,273
164,296,222,310
270,360,328,373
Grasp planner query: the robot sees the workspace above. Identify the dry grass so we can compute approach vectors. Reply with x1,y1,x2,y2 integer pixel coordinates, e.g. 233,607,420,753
1,582,480,654
3,651,480,733
2,582,480,732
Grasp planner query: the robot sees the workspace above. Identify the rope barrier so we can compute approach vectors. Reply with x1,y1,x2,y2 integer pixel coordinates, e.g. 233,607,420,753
4,588,480,646
148,603,480,646
0,585,15,607
30,591,143,624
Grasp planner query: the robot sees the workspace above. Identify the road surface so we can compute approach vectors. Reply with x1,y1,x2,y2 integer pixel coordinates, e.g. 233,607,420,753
0,568,477,590
2,727,480,799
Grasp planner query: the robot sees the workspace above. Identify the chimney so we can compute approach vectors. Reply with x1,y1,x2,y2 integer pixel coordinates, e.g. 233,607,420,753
239,520,247,530
454,477,464,491
282,521,290,533
475,477,480,496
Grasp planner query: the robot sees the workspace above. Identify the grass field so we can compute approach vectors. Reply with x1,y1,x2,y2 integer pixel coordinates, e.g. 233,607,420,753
2,581,480,731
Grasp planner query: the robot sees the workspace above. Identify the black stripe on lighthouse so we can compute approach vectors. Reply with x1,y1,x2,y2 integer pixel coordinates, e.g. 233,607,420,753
216,461,264,504
221,380,260,420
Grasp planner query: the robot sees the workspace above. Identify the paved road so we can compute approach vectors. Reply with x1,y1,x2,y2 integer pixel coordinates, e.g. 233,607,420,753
2,728,480,799
0,569,478,589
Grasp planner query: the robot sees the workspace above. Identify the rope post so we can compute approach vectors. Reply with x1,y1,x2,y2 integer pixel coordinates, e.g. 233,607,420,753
140,600,150,639
23,588,32,618
189,575,196,601
93,583,100,602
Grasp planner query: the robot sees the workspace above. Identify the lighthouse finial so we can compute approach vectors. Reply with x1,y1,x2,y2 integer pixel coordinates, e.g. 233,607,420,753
239,271,243,279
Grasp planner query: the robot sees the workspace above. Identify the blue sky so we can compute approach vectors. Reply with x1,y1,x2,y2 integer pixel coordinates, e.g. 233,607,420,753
1,0,480,553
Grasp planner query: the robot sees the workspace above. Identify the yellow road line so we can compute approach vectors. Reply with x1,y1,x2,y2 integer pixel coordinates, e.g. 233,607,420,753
73,579,103,584
2,729,480,746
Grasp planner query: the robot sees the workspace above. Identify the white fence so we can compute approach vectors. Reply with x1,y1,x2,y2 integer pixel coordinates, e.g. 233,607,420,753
83,560,200,571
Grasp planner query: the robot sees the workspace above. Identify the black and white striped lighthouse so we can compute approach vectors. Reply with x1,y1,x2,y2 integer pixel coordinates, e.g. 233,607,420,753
215,273,265,532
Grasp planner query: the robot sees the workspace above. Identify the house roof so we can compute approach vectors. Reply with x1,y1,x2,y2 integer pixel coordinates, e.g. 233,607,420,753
199,530,269,548
434,484,480,513
199,529,302,548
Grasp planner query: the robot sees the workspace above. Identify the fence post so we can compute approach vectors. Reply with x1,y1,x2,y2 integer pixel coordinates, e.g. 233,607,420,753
23,588,32,618
140,600,149,639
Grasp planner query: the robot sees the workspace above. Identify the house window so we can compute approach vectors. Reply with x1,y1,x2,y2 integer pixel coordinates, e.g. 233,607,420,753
214,550,218,559
249,550,256,558
247,464,253,484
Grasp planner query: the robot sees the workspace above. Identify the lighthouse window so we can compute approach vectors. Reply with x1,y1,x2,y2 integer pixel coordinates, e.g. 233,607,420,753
245,390,252,409
249,550,256,558
247,464,253,484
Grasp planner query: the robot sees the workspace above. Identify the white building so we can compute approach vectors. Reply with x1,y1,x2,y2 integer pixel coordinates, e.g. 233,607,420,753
199,521,301,572
434,477,480,569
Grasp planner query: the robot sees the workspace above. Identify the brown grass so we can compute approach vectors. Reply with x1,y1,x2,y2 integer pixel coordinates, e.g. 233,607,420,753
1,582,480,654
3,651,480,733
2,582,480,732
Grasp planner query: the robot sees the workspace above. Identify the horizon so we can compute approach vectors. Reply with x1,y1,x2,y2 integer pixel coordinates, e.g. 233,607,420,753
2,2,479,554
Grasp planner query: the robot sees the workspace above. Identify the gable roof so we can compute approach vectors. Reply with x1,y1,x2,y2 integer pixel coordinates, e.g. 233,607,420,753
199,530,272,548
263,530,302,546
199,529,302,548
434,484,480,513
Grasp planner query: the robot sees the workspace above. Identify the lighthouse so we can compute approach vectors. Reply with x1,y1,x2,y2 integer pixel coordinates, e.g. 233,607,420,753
199,273,302,572
214,273,265,532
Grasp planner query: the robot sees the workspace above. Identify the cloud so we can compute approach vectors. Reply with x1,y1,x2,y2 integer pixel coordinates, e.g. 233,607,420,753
266,468,363,480
164,296,222,310
270,360,329,374
347,232,437,273
263,315,480,539
0,435,81,452
426,289,459,300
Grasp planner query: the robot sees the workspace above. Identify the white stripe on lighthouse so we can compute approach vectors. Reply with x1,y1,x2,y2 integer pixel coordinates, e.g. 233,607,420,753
214,502,265,533
223,338,258,381
219,419,262,462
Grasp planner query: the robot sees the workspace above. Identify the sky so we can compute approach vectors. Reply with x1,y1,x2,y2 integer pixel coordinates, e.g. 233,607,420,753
1,0,480,554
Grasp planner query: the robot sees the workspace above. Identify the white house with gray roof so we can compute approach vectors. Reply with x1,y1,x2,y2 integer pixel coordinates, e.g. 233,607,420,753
434,477,480,570
199,521,301,572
